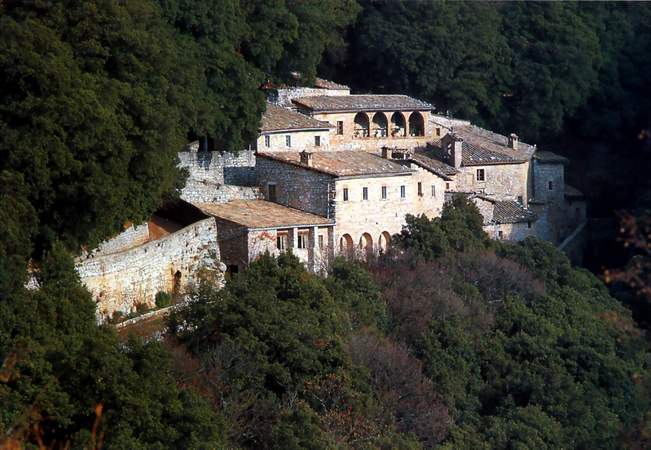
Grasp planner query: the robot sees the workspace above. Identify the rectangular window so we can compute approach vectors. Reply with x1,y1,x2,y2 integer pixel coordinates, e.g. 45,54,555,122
337,121,344,135
286,135,291,147
436,127,441,137
264,135,270,147
418,182,423,197
498,230,504,240
527,221,532,229
517,195,523,204
362,186,368,200
400,185,406,198
431,184,436,197
381,186,387,200
318,235,324,249
476,169,485,182
548,181,553,190
315,135,321,147
276,234,287,251
445,182,450,190
297,233,308,249
343,187,349,201
268,183,277,202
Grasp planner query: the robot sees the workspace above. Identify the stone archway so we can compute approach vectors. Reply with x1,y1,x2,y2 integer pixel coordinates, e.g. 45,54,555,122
372,112,388,138
408,112,425,136
354,112,370,138
378,231,391,253
339,234,354,257
390,112,406,137
359,233,373,258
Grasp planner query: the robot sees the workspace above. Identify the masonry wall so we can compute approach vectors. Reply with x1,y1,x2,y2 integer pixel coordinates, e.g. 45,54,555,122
256,129,331,152
255,157,334,217
268,87,350,107
533,161,564,204
178,150,261,203
483,222,536,241
76,218,222,320
307,111,433,153
454,162,530,205
88,223,150,257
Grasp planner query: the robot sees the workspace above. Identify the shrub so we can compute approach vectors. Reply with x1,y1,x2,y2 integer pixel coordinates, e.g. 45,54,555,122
155,291,173,309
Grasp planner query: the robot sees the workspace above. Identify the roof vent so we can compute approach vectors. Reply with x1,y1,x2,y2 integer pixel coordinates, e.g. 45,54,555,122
508,133,519,150
300,150,313,167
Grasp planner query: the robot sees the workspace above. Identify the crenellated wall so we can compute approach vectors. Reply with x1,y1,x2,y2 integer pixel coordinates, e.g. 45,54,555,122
76,218,224,320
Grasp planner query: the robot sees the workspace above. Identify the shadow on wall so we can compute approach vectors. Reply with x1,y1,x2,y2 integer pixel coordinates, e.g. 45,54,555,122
224,166,256,185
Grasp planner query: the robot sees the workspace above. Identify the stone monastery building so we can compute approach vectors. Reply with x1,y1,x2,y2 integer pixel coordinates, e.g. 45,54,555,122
77,78,586,319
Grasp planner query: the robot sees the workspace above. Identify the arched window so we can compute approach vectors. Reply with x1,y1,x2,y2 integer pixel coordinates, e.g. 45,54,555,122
378,231,391,253
359,233,373,257
354,112,370,138
339,234,354,257
372,112,388,138
408,112,425,136
173,270,182,295
390,112,406,137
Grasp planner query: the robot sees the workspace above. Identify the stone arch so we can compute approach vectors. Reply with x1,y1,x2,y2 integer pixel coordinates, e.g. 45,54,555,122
390,112,406,137
371,112,388,138
378,231,391,253
173,270,182,296
408,111,425,136
354,112,370,138
359,233,373,257
339,233,354,257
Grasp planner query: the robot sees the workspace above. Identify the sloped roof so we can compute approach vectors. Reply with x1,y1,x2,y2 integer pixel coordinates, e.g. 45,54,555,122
260,104,333,133
257,151,414,178
534,151,569,164
564,184,585,199
292,95,433,113
451,125,535,165
410,152,458,180
196,200,333,229
314,78,349,90
474,195,536,224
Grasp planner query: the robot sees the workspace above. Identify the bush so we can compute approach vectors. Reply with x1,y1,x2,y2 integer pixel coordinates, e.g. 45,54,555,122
155,291,173,309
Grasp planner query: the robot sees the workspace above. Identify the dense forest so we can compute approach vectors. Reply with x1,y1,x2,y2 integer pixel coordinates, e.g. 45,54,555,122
1,1,651,448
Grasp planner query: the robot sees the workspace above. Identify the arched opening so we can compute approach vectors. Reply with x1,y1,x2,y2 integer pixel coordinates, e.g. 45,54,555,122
359,233,373,258
339,234,354,257
408,112,425,137
390,112,406,137
353,112,370,138
378,231,391,254
372,112,388,138
173,270,182,296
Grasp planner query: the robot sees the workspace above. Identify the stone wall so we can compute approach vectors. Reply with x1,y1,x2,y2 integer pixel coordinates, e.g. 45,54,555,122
483,222,536,241
268,86,350,107
76,217,223,320
308,111,433,153
178,150,262,203
256,157,334,217
454,162,530,205
87,223,150,257
532,160,564,205
256,129,331,152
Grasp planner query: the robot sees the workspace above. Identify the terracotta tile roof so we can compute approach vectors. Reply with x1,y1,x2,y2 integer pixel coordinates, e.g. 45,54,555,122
410,152,458,179
257,151,414,178
564,184,584,198
196,200,333,229
534,150,569,164
260,104,333,133
314,78,349,90
452,125,535,165
292,95,433,113
474,195,537,224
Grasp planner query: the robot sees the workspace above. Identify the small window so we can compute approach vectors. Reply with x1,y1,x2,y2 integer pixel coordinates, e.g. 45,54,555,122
498,230,504,240
381,186,387,200
436,127,441,137
476,169,485,182
318,235,324,249
517,195,523,204
297,233,308,249
343,187,349,201
276,234,287,251
446,182,450,190
268,183,277,202
286,135,291,147
315,135,321,147
400,185,406,198
417,182,423,197
548,181,553,190
431,184,436,197
337,121,344,135
264,135,270,147
362,186,368,200
527,221,532,229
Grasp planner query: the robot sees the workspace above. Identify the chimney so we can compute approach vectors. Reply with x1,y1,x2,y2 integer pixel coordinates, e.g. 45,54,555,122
381,147,390,159
508,133,519,150
300,150,313,167
452,136,463,168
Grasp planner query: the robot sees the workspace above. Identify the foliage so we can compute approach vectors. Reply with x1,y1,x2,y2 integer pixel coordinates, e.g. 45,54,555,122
0,247,225,448
155,291,173,309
